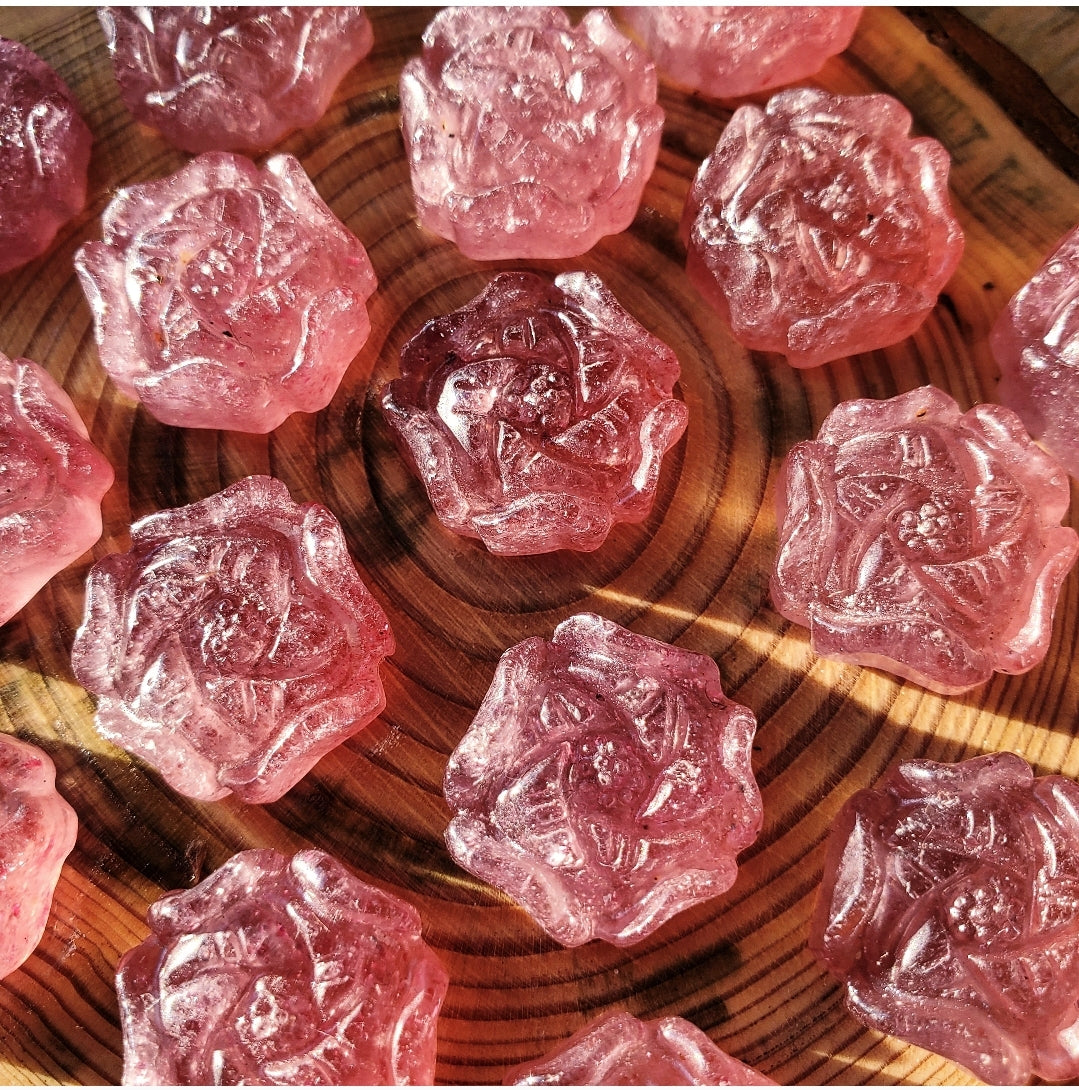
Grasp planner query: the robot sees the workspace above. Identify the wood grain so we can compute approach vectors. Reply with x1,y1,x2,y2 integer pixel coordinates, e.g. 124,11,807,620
1,6,1078,1085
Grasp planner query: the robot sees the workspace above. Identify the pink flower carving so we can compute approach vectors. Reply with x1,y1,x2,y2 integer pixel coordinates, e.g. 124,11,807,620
400,6,664,259
618,7,862,99
772,386,1079,693
0,37,92,274
811,753,1079,1085
444,613,762,947
0,734,77,979
992,224,1079,478
117,848,449,1085
382,272,688,555
74,152,377,433
682,89,964,367
71,476,394,803
100,6,374,153
504,1011,775,1085
0,352,113,626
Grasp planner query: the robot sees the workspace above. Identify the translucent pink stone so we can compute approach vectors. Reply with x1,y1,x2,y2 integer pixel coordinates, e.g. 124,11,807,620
772,386,1079,694
400,7,664,260
117,848,448,1085
443,613,762,947
812,752,1079,1085
619,7,862,99
74,152,376,433
382,272,688,556
99,7,374,154
992,225,1079,478
0,734,77,979
505,1011,774,1085
0,37,91,274
70,475,394,804
682,89,964,368
0,353,113,626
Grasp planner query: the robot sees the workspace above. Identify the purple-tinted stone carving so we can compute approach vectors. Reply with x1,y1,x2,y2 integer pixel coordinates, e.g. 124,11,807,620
400,6,664,259
505,1011,775,1085
382,271,688,556
444,613,762,947
772,386,1078,694
0,353,113,626
100,7,374,154
0,37,91,274
74,152,376,433
71,476,394,804
619,7,861,99
992,224,1079,479
812,752,1079,1085
682,88,964,368
117,848,448,1085
0,734,78,979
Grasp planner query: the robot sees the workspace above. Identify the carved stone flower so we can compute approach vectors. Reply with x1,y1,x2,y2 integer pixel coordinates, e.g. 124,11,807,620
0,37,92,274
100,6,374,153
0,353,114,626
682,88,964,367
505,1011,775,1085
0,734,78,979
772,386,1078,693
71,476,394,803
812,753,1079,1085
400,6,664,259
993,224,1079,479
382,272,688,555
618,7,862,99
117,848,449,1085
74,152,377,433
443,613,762,947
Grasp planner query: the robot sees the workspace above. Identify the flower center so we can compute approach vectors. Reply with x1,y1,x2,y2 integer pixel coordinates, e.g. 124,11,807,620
894,495,970,559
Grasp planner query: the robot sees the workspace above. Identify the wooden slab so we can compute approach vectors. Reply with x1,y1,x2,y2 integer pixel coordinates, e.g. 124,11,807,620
1,7,1078,1085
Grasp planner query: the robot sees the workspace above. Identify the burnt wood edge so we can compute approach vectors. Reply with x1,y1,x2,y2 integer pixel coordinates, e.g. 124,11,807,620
907,7,1079,181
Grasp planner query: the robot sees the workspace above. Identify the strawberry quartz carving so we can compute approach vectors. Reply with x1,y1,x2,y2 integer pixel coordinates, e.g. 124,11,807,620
99,7,374,154
400,6,664,260
0,734,78,979
75,152,376,433
992,225,1079,479
443,613,762,948
117,848,449,1085
812,753,1079,1085
0,37,91,275
772,386,1079,694
682,89,964,368
70,476,394,804
382,272,688,556
504,1011,774,1085
619,7,861,100
0,353,114,626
